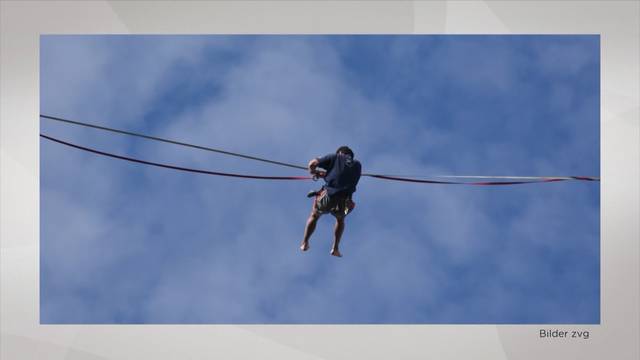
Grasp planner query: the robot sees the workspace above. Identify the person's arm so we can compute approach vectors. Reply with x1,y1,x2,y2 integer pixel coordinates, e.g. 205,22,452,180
350,161,363,195
315,153,335,170
310,153,336,177
308,158,319,174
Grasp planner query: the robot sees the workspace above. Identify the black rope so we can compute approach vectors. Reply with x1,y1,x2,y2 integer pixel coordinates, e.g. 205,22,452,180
40,114,308,170
367,174,569,185
40,134,312,181
40,114,600,184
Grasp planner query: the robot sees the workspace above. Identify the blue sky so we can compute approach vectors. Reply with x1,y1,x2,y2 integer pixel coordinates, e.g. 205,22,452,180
40,35,600,324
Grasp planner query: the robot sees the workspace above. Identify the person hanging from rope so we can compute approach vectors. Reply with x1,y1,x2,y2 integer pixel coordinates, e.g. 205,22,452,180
300,146,362,257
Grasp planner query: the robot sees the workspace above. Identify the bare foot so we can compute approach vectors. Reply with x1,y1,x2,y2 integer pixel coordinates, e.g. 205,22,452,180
330,249,342,257
300,242,310,251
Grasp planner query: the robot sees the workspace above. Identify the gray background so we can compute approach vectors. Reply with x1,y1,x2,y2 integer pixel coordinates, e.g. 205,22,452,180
1,1,638,359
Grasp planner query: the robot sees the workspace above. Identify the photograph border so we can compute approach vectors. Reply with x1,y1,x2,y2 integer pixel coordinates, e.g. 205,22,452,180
1,1,638,359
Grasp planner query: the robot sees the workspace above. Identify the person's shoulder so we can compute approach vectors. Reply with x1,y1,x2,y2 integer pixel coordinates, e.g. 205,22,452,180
322,153,337,161
317,153,336,165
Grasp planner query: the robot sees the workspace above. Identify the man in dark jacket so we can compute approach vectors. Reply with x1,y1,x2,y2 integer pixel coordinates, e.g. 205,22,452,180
300,146,362,257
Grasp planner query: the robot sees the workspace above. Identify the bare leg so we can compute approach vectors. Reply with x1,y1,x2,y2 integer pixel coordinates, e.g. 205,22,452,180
330,217,345,257
301,211,319,251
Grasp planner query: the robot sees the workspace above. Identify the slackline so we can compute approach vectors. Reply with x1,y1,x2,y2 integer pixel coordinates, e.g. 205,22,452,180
40,134,311,181
40,132,599,186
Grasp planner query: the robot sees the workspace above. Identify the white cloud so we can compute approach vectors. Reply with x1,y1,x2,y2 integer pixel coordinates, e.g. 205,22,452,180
40,36,600,324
